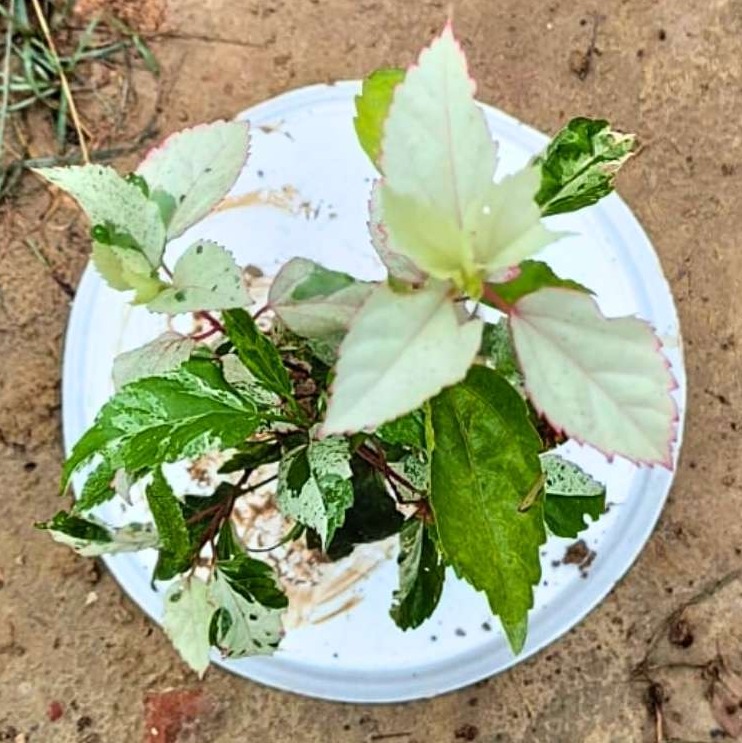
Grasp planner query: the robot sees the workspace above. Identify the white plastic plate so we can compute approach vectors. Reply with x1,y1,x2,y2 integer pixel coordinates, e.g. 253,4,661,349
63,83,686,703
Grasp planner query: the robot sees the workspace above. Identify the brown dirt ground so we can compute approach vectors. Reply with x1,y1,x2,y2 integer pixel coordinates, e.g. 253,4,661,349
1,0,741,741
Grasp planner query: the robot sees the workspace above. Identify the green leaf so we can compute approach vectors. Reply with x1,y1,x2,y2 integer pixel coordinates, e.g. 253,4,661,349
218,440,282,474
112,333,197,390
90,241,165,303
163,577,215,677
390,519,445,630
323,282,483,435
268,258,374,340
33,164,166,267
147,240,252,314
37,511,158,557
320,455,404,560
354,67,405,169
137,120,251,238
276,437,354,547
430,365,545,652
74,460,116,512
485,260,591,306
479,320,522,389
63,359,261,492
376,409,426,450
146,468,191,572
534,117,636,216
542,455,606,538
509,287,677,465
222,309,292,398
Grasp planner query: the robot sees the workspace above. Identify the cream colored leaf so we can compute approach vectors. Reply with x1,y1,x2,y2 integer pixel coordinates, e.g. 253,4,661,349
147,240,252,314
162,577,216,677
323,282,483,434
510,288,677,466
472,167,564,275
137,121,250,238
378,24,497,285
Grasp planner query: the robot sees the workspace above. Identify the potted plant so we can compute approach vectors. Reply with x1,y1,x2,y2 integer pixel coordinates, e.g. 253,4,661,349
36,24,677,678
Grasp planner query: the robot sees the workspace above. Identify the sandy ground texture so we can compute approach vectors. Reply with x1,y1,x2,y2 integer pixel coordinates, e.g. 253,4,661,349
1,0,742,741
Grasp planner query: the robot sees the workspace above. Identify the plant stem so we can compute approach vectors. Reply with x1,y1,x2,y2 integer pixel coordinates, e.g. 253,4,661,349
481,283,512,314
196,310,225,334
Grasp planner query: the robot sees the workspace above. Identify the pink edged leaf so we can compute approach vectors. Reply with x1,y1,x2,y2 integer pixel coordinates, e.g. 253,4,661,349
322,282,483,435
137,120,250,239
377,24,498,288
509,287,677,467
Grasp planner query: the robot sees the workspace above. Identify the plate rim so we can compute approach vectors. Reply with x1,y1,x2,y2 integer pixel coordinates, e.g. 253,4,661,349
62,80,687,703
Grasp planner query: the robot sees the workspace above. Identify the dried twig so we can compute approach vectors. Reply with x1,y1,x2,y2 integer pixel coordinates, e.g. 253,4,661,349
29,0,89,162
0,0,15,164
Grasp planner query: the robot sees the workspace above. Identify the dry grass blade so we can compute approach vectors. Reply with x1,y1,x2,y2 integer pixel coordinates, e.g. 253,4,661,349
0,0,15,165
28,0,89,161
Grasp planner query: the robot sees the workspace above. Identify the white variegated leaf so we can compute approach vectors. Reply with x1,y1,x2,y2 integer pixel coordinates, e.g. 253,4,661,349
208,572,283,658
137,121,250,238
276,437,354,546
44,521,158,557
163,577,215,677
112,333,196,389
323,282,483,434
148,240,252,314
510,288,677,466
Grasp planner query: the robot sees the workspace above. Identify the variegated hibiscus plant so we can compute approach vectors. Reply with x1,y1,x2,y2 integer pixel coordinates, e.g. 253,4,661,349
36,25,677,675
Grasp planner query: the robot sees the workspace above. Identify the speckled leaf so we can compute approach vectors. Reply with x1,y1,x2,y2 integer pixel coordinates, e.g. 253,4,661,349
323,282,483,435
276,437,354,547
535,117,636,216
62,359,260,491
222,309,292,398
542,455,606,538
354,67,405,169
148,240,251,314
510,288,677,465
146,468,191,569
37,511,158,557
390,519,445,630
74,460,116,512
137,120,250,238
112,333,196,390
479,320,523,389
163,577,215,677
34,164,166,267
269,257,373,339
208,570,284,659
430,365,545,652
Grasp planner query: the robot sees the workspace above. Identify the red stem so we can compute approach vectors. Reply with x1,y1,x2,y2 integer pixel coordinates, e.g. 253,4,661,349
481,284,512,314
196,310,225,334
